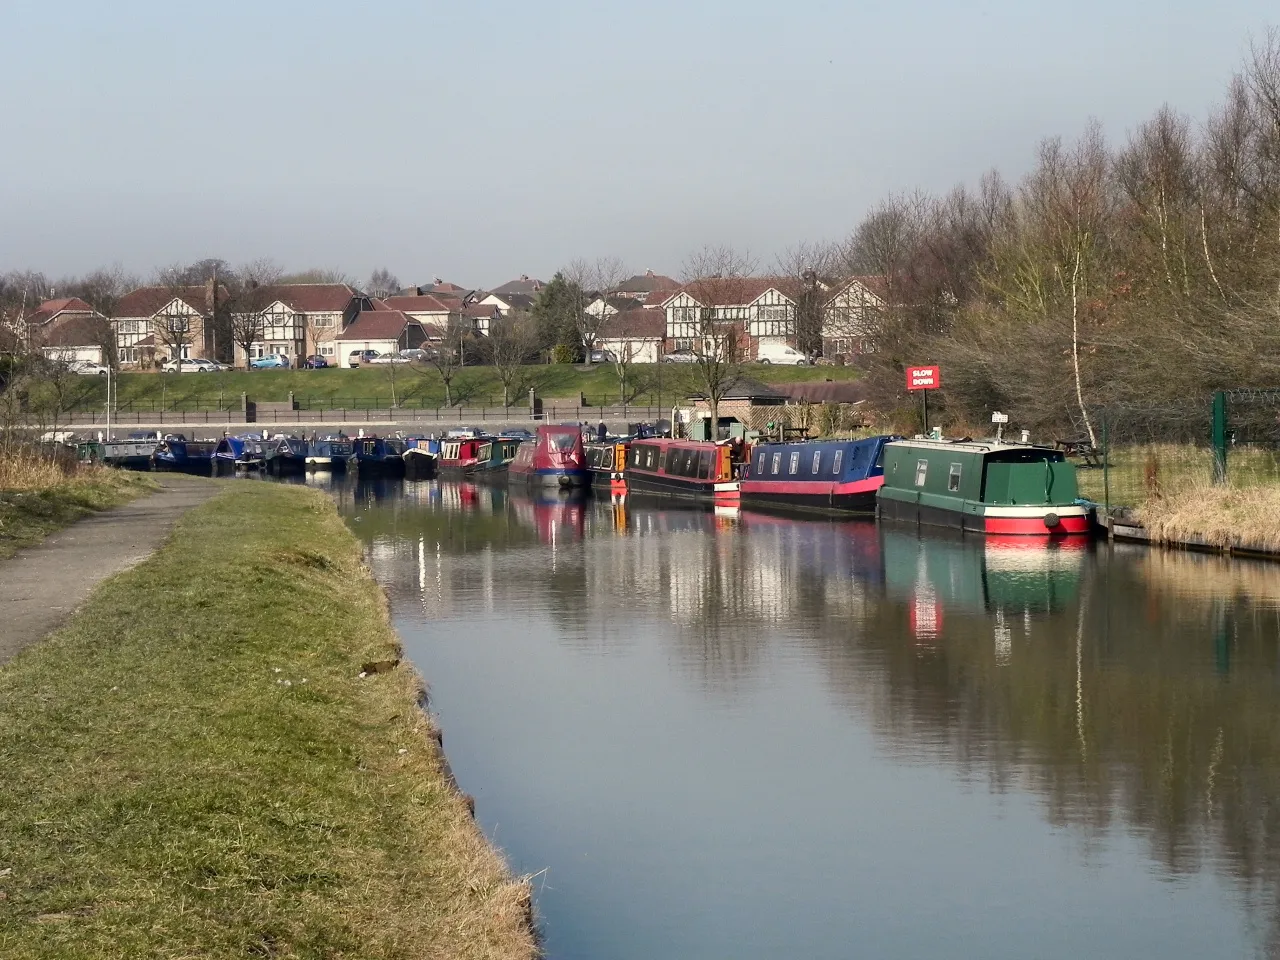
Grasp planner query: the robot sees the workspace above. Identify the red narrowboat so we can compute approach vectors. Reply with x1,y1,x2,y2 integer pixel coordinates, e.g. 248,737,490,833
623,439,742,504
508,425,589,488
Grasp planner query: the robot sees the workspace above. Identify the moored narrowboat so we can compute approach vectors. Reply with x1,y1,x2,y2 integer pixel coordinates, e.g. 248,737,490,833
264,436,308,476
584,440,630,493
877,439,1091,536
212,435,265,476
623,439,742,504
153,438,216,476
352,436,406,474
306,436,353,471
472,437,525,482
403,437,439,479
741,435,901,515
437,437,489,477
103,436,161,470
508,425,588,488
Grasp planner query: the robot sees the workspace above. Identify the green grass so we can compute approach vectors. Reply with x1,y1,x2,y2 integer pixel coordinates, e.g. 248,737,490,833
1075,443,1280,510
65,363,859,412
0,484,536,960
0,467,156,560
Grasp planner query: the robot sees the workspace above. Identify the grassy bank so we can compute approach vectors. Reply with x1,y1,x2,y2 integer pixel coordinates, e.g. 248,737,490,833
64,363,858,412
1140,483,1280,552
0,484,536,959
0,458,155,559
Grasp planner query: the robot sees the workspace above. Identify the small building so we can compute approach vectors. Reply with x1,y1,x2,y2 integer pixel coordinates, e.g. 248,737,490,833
614,269,679,303
682,376,788,437
597,310,665,365
334,311,427,367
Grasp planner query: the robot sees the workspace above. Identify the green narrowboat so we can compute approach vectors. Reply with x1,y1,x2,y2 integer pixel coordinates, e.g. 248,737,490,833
877,439,1091,537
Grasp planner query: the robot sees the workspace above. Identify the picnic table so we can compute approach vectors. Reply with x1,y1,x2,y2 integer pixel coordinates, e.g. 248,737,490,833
1055,437,1104,468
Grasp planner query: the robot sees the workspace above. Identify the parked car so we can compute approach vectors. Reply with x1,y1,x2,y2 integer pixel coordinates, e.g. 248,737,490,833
348,349,380,368
250,354,291,369
661,349,699,363
589,349,617,363
367,351,413,365
162,358,224,373
303,355,330,369
68,360,109,376
398,348,434,363
756,343,812,365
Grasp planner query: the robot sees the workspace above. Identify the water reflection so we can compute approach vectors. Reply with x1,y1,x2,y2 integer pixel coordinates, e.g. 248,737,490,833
332,477,1280,958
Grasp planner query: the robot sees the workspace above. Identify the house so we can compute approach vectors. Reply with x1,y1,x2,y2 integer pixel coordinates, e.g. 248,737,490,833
489,275,544,297
821,277,888,359
231,283,370,367
477,292,536,316
334,311,427,367
382,294,458,329
23,298,107,363
583,295,644,322
114,283,226,368
662,278,800,360
615,269,679,303
597,310,665,365
462,302,500,336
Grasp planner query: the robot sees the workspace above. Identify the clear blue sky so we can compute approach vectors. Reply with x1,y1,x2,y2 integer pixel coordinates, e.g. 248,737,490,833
1,0,1273,287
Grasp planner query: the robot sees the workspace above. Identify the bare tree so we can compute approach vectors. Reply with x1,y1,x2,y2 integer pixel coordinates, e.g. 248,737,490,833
415,317,471,407
565,256,628,367
150,265,201,365
365,267,401,299
280,267,355,285
72,266,137,369
227,260,283,368
775,241,841,359
488,310,539,407
680,245,758,437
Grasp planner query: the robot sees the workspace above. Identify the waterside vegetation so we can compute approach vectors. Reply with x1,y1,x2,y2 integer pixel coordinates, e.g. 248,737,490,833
0,483,537,960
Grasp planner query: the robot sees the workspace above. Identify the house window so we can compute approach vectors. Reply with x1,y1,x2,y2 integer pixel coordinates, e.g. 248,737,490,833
312,315,335,328
788,452,799,475
832,450,844,474
319,345,335,357
811,451,822,473
166,316,190,333
770,452,781,475
915,459,929,487
674,338,694,352
948,463,963,492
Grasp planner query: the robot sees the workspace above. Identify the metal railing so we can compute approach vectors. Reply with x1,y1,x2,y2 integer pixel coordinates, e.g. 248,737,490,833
59,405,666,427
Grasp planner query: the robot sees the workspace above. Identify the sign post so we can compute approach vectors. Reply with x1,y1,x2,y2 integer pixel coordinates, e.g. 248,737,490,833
906,365,941,435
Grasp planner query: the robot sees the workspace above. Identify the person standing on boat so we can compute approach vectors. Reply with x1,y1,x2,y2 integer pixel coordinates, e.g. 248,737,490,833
597,421,607,442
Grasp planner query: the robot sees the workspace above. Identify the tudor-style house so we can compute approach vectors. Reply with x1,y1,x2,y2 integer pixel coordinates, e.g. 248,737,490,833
821,277,888,359
231,284,371,366
661,278,799,360
114,283,225,368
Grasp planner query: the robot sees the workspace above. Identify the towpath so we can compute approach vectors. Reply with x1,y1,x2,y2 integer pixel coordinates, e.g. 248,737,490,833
0,475,218,667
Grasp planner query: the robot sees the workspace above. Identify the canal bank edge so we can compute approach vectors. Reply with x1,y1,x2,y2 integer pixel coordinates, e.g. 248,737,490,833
0,483,538,960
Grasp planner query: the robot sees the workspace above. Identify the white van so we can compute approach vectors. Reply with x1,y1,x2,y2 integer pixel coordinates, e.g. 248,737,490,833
756,343,811,365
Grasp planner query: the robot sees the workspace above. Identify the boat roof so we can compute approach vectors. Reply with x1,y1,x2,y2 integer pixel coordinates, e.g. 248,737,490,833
886,438,1057,455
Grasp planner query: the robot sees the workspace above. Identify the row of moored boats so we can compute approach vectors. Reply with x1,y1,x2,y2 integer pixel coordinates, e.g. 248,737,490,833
88,426,1093,537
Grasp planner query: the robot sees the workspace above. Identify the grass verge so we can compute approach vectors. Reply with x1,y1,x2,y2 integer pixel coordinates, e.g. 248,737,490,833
1140,483,1280,551
0,483,537,959
0,462,156,560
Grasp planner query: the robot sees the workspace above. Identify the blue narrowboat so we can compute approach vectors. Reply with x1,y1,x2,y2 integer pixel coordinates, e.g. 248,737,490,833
740,436,901,515
212,435,265,476
305,436,353,471
264,436,308,476
153,438,216,476
352,436,406,474
403,437,439,479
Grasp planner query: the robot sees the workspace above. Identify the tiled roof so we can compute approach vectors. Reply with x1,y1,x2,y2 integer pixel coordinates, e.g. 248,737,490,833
825,275,890,304
685,376,786,401
336,310,418,341
268,283,358,313
772,381,866,404
382,295,454,314
598,312,665,339
490,276,544,296
26,297,97,327
463,303,500,320
116,286,215,318
675,277,801,307
41,314,105,348
617,272,679,295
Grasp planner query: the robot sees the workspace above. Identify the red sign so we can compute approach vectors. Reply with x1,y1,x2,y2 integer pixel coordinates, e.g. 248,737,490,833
906,365,941,391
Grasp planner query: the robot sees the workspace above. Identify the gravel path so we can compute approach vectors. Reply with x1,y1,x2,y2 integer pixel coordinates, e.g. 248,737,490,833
0,475,218,667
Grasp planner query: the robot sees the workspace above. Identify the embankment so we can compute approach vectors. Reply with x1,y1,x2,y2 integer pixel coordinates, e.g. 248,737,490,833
0,461,155,559
0,483,537,959
1136,483,1280,559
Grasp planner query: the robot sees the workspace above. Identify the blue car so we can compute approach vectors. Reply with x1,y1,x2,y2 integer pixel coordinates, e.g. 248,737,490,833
250,354,291,369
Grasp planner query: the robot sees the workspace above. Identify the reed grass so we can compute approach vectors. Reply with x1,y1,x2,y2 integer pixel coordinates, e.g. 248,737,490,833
0,483,538,959
1139,481,1280,551
0,451,155,559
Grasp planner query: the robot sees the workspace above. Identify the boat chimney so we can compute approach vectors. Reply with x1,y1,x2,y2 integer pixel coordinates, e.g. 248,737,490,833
1020,428,1030,444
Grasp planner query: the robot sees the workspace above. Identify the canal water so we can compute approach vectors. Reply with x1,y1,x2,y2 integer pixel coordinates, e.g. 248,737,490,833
319,474,1280,959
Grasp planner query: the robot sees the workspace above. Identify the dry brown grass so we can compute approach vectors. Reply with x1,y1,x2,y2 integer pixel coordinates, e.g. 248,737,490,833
1139,481,1280,551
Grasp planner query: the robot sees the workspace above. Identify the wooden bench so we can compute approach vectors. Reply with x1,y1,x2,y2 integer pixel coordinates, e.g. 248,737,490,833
1055,438,1103,468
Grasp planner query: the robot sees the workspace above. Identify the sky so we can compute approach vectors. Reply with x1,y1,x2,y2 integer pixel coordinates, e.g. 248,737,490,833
1,0,1275,289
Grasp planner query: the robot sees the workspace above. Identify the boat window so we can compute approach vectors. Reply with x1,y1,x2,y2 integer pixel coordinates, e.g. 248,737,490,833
771,452,781,475
756,451,766,473
602,448,614,471
699,450,713,479
811,451,822,473
646,447,658,469
683,450,697,476
788,452,799,475
874,445,885,468
631,446,643,468
665,449,680,473
915,459,928,487
832,450,843,474
948,462,962,492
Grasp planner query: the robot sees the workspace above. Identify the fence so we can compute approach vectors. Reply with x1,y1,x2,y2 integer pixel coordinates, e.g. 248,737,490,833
57,404,667,428
1077,392,1280,512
